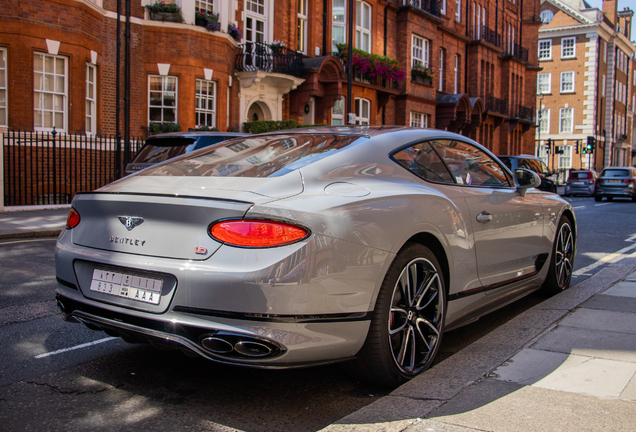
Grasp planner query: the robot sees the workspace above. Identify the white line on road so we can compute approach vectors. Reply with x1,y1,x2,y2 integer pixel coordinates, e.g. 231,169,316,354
594,203,612,206
572,242,636,276
34,337,117,359
572,206,586,210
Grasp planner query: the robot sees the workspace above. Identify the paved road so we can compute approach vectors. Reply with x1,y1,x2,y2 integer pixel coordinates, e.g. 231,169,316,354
1,196,635,431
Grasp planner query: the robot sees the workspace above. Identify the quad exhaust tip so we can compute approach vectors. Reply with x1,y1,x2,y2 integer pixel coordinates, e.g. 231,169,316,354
200,333,280,358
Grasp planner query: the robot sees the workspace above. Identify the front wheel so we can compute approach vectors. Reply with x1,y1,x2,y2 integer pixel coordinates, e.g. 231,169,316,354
541,216,575,296
352,243,446,387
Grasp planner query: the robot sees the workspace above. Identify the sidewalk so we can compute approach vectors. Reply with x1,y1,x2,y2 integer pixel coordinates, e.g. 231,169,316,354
324,262,636,432
0,205,70,239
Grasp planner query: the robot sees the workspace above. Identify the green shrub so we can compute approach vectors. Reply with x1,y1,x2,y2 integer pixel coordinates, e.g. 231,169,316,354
296,124,327,128
243,120,298,134
148,122,181,135
195,125,219,131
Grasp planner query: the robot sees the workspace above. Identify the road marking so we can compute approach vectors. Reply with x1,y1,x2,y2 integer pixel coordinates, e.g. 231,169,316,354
0,238,57,246
573,242,636,276
572,206,586,210
626,236,636,242
594,203,612,207
34,337,117,359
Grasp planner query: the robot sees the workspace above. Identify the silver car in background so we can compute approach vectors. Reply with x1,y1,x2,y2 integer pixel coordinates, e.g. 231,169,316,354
594,167,636,202
55,126,576,387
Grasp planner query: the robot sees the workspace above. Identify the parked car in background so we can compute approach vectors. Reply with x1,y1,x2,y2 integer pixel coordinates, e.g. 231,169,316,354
593,167,636,202
497,155,557,193
56,127,576,387
125,131,249,175
563,170,597,197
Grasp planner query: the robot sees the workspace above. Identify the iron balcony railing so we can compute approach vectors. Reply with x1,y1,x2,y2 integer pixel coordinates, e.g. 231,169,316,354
235,42,305,78
474,25,502,48
503,43,529,62
513,104,536,122
485,95,507,115
402,0,442,18
2,130,143,206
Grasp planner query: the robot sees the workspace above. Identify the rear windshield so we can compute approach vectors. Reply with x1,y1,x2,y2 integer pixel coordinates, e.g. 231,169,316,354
131,137,197,164
602,169,631,178
569,172,592,179
138,134,361,178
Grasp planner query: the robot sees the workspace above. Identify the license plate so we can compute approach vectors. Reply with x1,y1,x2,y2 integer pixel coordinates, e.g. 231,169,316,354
572,181,584,185
90,269,163,305
608,180,621,183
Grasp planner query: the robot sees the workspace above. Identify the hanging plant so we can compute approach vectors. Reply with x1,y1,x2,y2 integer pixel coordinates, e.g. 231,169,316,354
336,43,406,82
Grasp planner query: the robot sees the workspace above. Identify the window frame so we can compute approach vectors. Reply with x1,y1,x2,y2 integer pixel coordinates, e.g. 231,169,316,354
538,39,552,60
561,37,576,59
148,75,178,125
559,107,573,134
560,71,575,93
537,108,550,134
297,0,308,54
455,0,461,22
410,111,428,128
332,0,346,52
438,48,444,91
411,34,429,68
195,78,216,128
537,72,551,94
354,97,370,125
34,52,68,132
245,0,267,43
331,96,345,125
356,1,372,53
86,63,97,135
540,10,553,24
558,143,573,169
0,47,7,127
195,0,214,14
454,54,459,93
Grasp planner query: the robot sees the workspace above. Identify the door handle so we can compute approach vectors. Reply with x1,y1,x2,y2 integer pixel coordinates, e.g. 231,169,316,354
476,212,492,223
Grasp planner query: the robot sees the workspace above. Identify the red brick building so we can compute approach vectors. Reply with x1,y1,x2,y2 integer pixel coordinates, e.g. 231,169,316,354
0,0,542,156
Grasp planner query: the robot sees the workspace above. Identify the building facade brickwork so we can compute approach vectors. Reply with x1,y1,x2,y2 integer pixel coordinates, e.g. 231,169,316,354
1,0,545,159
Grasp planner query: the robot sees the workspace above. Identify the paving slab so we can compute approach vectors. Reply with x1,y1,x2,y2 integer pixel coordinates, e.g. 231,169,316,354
625,271,636,282
559,308,636,335
621,373,636,401
428,379,636,432
531,325,636,363
0,208,68,239
581,293,636,314
602,281,636,297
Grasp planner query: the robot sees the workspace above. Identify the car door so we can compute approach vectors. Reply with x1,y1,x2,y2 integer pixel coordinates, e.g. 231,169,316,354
430,139,544,289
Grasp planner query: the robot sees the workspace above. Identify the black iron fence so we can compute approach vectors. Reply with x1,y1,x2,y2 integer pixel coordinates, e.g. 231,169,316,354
3,130,143,206
475,25,502,48
235,42,305,78
503,43,529,63
485,95,507,115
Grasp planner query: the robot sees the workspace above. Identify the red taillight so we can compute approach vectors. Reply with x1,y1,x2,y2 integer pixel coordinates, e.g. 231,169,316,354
210,219,308,247
65,208,80,229
623,179,636,184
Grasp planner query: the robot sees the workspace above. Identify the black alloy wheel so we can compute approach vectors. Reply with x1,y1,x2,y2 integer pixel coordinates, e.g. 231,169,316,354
352,243,445,387
541,216,575,295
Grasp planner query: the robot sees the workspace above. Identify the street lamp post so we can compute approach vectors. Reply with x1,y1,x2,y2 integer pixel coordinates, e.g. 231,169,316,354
537,92,544,159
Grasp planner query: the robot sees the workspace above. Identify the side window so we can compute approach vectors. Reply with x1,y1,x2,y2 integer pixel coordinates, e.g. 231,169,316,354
392,141,455,184
430,140,511,187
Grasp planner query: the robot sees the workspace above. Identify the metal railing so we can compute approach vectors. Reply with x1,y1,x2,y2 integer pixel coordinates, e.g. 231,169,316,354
513,104,535,122
473,25,502,48
503,43,529,62
3,130,143,206
235,42,305,78
485,95,507,115
402,0,442,18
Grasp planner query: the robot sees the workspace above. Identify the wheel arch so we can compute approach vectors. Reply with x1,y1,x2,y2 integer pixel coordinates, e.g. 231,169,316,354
402,232,451,298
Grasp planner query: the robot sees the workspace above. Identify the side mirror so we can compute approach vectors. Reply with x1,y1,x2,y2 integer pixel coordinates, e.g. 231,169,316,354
514,168,541,197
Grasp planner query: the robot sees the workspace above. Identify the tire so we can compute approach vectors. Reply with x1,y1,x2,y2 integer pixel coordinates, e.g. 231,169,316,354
607,196,613,201
541,216,575,296
594,196,602,202
352,243,446,387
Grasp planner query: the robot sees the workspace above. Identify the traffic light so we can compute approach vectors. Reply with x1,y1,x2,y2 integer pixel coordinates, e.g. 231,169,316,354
545,138,552,154
586,136,595,154
555,145,565,154
575,140,579,154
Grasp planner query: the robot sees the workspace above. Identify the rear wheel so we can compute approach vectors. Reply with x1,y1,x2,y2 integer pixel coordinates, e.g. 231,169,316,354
541,216,574,296
594,196,602,202
352,243,446,387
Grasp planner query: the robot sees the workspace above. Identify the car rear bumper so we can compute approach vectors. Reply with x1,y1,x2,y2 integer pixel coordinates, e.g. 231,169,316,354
55,287,370,367
564,185,594,195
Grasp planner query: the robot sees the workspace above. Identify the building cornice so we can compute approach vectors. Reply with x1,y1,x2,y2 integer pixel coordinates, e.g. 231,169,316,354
543,0,592,25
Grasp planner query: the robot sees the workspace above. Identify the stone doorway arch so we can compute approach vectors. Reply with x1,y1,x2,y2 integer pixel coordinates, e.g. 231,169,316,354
247,101,272,122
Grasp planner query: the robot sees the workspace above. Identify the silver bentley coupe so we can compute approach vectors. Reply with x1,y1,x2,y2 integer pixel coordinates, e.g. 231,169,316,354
55,126,576,387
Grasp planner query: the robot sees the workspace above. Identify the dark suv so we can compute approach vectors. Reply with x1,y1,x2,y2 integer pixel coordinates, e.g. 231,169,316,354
498,155,557,193
563,170,597,197
125,131,248,175
594,167,636,202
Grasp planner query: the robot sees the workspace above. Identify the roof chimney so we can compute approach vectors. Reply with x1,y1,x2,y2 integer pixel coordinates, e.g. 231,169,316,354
603,0,618,29
618,8,634,39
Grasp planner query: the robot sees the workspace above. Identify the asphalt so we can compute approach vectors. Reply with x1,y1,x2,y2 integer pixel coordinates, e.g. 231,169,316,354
1,205,635,431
